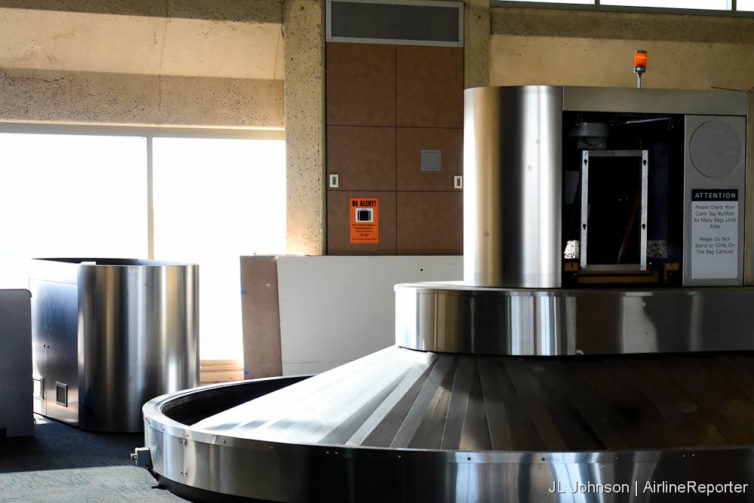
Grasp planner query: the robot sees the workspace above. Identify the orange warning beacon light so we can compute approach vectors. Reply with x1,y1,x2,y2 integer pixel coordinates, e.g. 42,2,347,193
634,50,647,88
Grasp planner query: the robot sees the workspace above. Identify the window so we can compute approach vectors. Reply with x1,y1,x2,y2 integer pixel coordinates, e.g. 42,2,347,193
0,129,286,361
0,133,148,287
600,0,728,9
152,138,286,360
0,133,148,259
494,0,751,13
503,0,592,4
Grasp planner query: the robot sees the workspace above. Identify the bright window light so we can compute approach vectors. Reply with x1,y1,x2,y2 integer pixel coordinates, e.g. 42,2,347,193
0,130,285,362
0,133,148,286
738,0,754,10
601,0,728,9
506,0,594,4
152,137,286,361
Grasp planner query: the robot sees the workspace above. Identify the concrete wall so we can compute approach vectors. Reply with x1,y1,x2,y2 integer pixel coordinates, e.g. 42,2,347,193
464,0,490,89
0,69,283,127
283,0,326,255
0,1,285,127
490,7,754,90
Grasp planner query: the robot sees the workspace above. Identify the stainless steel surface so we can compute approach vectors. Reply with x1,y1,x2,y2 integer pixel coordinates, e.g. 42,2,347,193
683,116,746,286
30,258,199,432
563,86,748,116
395,282,754,355
468,85,750,287
0,289,33,437
742,90,754,285
31,279,79,425
463,85,562,287
143,349,754,502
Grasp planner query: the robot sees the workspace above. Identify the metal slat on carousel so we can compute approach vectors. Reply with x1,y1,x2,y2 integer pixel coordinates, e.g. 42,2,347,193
137,85,754,502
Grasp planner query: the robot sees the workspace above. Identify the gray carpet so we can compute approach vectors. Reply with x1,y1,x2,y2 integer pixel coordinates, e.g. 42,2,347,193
0,415,186,502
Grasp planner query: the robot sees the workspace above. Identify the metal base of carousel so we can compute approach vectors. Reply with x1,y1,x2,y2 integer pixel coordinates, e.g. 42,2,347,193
140,319,754,501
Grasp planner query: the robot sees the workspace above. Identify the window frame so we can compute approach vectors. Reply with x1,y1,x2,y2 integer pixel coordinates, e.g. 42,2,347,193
490,0,754,17
0,122,285,259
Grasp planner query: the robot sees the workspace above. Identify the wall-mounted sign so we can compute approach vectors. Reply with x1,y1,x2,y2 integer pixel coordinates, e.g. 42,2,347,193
690,189,738,279
350,198,379,244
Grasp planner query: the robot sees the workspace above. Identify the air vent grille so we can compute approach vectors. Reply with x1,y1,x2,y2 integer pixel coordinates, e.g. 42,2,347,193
327,0,463,46
55,382,68,407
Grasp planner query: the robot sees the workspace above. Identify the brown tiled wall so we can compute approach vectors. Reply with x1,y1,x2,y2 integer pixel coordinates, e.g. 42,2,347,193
397,192,462,254
397,128,462,191
326,42,463,255
327,126,396,191
326,43,396,127
396,46,463,128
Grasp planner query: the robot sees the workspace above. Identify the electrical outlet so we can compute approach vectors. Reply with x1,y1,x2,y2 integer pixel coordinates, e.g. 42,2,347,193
329,173,339,188
454,176,463,189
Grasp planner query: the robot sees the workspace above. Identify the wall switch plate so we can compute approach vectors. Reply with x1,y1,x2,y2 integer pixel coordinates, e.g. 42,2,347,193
454,175,463,189
329,173,339,188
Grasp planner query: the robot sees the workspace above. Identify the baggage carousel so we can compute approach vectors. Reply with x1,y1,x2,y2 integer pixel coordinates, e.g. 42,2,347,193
141,341,754,502
137,86,754,501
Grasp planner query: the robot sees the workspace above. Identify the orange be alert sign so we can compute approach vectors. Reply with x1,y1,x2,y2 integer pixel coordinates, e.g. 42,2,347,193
350,198,379,244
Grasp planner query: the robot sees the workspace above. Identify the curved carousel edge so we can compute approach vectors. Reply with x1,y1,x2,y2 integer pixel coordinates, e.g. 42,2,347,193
140,347,754,502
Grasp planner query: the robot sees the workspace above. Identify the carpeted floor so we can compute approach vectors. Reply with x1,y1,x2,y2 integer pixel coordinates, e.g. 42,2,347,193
0,415,187,503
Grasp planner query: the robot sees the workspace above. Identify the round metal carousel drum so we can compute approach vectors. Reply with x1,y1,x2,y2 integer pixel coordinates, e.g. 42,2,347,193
138,86,754,502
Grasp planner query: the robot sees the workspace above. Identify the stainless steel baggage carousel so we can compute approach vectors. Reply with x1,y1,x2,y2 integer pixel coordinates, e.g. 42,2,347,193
138,86,754,501
141,343,754,502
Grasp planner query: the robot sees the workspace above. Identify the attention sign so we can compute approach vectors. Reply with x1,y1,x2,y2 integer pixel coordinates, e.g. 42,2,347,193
690,189,738,279
350,198,379,244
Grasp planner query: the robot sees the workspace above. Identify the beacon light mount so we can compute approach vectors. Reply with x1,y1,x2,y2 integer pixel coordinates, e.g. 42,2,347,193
634,50,647,88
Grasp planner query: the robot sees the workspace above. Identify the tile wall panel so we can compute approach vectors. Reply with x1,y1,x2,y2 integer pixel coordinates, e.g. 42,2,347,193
327,125,396,191
396,45,463,128
326,43,396,126
397,127,462,191
397,192,462,254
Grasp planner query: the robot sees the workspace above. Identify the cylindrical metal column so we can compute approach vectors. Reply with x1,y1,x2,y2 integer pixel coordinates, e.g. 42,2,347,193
463,86,563,287
77,260,199,432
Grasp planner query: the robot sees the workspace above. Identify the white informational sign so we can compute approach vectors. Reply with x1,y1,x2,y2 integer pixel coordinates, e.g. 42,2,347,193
691,189,738,280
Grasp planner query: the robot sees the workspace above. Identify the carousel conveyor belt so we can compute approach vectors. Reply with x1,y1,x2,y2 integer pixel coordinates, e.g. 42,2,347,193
142,346,754,502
